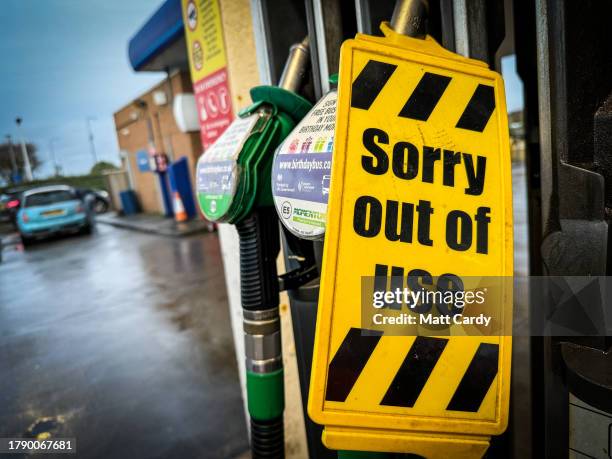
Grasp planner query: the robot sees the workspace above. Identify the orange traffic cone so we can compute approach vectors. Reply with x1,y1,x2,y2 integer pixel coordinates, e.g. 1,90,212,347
173,191,188,222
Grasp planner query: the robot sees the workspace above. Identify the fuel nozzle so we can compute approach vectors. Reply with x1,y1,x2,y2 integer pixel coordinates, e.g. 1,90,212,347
390,0,429,38
196,38,313,224
278,37,310,93
194,39,315,459
249,37,312,126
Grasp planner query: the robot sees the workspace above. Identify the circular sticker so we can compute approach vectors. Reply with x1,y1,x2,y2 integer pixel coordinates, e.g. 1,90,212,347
271,91,337,239
196,114,259,221
186,0,197,31
192,40,203,71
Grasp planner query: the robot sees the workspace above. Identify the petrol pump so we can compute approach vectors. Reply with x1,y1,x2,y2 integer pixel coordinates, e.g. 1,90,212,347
270,70,340,459
195,40,314,458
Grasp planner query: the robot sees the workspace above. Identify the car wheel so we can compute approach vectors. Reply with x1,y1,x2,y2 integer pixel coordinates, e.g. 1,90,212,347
93,198,109,214
21,235,34,247
81,224,93,235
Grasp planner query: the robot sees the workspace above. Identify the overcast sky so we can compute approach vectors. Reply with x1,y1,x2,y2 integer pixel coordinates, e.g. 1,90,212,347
0,1,524,180
0,0,165,178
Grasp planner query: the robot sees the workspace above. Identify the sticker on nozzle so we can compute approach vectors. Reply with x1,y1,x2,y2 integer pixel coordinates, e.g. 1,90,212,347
271,91,337,239
196,114,258,221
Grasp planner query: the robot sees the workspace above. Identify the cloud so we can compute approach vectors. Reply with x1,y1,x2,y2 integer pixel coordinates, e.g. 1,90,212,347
0,0,165,177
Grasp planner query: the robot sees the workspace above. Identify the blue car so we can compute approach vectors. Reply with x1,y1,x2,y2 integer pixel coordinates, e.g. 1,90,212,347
17,185,95,246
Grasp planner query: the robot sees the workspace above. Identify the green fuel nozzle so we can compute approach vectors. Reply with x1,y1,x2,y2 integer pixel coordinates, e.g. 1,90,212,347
196,38,312,224
195,38,313,459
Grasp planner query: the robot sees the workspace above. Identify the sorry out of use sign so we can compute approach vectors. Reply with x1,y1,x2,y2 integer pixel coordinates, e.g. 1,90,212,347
309,26,514,454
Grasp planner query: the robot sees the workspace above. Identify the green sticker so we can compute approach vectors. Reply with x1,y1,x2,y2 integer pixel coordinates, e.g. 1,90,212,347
195,114,259,221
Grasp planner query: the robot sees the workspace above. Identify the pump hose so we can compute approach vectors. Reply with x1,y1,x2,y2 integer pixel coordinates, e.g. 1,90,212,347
237,207,280,312
236,207,284,458
251,417,284,458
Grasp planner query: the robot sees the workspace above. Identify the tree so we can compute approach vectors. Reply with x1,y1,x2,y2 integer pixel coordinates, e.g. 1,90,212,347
0,141,40,185
90,161,119,175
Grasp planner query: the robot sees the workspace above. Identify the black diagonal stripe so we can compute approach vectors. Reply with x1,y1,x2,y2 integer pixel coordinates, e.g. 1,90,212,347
380,336,448,407
398,72,452,121
456,84,496,132
447,342,499,412
351,60,397,110
325,328,383,402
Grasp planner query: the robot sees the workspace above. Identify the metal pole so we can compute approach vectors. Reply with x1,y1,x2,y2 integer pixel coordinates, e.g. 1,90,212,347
451,0,490,62
390,0,429,38
14,118,33,182
86,117,98,165
154,113,174,161
5,135,18,180
49,138,60,176
278,37,310,92
135,100,156,152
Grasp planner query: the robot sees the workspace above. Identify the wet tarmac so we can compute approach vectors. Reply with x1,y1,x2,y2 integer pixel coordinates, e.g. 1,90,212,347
0,225,248,459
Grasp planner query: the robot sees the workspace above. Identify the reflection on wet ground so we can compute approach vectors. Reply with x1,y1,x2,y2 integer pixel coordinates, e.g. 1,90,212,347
0,225,248,458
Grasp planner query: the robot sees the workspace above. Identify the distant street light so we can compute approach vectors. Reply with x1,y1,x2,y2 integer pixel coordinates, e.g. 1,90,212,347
49,137,61,176
14,117,33,182
4,134,18,181
86,117,98,165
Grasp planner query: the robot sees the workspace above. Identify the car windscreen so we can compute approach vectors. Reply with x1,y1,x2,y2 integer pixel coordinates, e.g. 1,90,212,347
24,190,75,207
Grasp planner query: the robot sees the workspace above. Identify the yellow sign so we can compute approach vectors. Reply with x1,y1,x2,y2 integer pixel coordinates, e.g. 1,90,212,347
308,24,513,457
182,0,234,149
183,0,227,81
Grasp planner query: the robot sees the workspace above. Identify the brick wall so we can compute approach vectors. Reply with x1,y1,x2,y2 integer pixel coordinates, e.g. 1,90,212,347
113,71,202,214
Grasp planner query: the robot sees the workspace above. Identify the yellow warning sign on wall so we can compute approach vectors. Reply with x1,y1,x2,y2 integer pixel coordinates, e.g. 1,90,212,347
182,0,234,149
309,24,513,456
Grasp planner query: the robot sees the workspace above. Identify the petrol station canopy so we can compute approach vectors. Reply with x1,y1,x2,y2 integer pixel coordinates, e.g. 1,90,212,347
128,0,189,72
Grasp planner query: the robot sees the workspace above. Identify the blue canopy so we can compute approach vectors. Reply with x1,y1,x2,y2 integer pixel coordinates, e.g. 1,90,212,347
128,0,187,72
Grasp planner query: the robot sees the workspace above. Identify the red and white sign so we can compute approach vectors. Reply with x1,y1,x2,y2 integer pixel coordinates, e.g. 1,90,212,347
193,66,234,149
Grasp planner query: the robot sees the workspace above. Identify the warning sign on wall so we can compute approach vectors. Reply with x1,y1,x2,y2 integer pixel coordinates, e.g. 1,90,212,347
308,25,513,457
182,0,233,149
